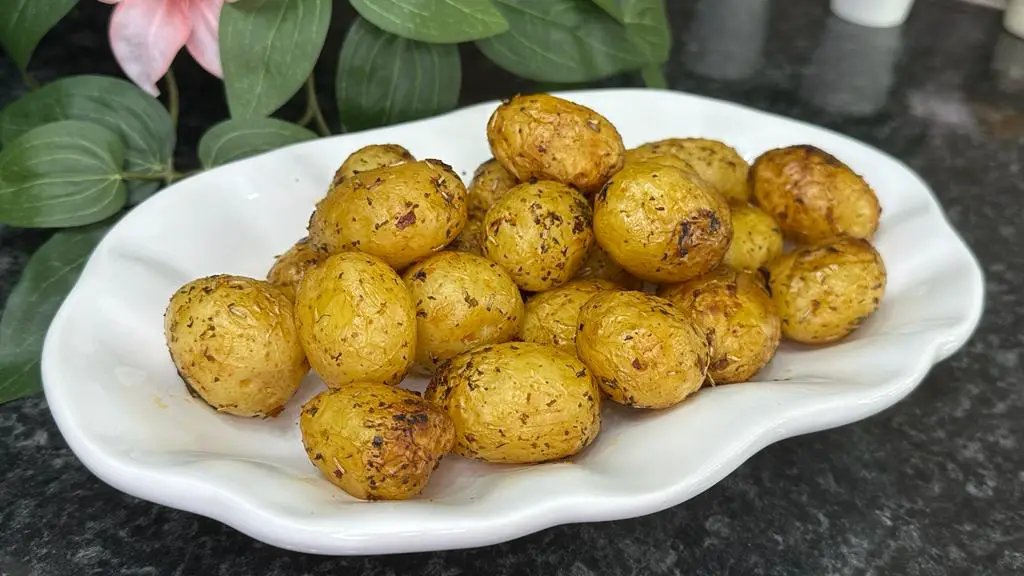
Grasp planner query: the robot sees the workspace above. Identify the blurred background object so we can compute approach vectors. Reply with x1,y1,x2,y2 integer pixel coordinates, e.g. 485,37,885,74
801,16,903,117
684,0,771,82
831,0,917,27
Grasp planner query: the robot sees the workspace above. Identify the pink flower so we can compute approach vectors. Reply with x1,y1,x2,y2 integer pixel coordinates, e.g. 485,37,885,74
99,0,237,96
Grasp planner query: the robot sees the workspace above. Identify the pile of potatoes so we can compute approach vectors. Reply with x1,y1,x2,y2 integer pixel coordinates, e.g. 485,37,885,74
163,93,887,501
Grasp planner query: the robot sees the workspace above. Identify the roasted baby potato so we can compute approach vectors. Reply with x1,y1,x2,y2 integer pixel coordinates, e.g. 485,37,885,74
483,180,594,291
466,158,518,217
723,203,784,272
447,215,485,255
576,291,709,408
332,144,414,186
487,94,625,194
764,236,887,343
594,160,733,284
425,342,600,463
266,237,329,300
624,145,700,176
633,138,750,202
309,159,468,270
520,279,619,354
659,267,781,383
751,145,881,243
573,243,642,290
295,252,416,387
403,251,524,372
300,383,455,501
164,275,308,418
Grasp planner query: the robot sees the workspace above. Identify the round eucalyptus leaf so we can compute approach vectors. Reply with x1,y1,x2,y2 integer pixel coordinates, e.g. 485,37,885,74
336,18,461,132
220,0,333,119
199,118,317,168
350,0,508,44
477,0,648,83
0,121,127,228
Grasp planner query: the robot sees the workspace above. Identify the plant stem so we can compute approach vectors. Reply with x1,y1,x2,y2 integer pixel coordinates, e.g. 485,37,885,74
304,76,331,137
123,171,184,182
165,68,180,129
22,72,40,91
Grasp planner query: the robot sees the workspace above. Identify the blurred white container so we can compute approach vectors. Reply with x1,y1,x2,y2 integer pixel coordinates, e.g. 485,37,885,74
685,0,771,81
1006,0,1024,39
831,0,916,28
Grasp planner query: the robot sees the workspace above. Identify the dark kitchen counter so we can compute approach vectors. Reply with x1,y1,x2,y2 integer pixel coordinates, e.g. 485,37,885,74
2,1,1021,574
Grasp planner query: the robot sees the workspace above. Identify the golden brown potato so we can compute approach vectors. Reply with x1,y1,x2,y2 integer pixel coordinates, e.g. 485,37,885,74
447,216,485,255
425,342,600,463
634,138,750,202
751,145,881,243
466,158,518,217
623,146,700,176
300,383,455,501
573,243,642,290
520,279,619,354
576,290,709,409
723,203,784,271
659,267,781,383
594,160,733,284
332,144,414,186
483,180,594,291
764,236,886,344
309,159,468,270
403,251,524,372
295,252,416,387
266,237,329,300
164,275,308,418
487,94,625,194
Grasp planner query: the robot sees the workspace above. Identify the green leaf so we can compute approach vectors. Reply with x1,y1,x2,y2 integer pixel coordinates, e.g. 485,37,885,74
0,75,175,197
0,0,78,72
477,0,648,83
591,0,671,63
336,18,461,131
220,0,333,119
0,222,109,405
0,121,127,227
349,0,508,43
199,118,317,168
641,63,667,89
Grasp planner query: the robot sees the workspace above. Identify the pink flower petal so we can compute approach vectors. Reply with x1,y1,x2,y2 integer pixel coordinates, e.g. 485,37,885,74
108,0,191,96
186,0,225,78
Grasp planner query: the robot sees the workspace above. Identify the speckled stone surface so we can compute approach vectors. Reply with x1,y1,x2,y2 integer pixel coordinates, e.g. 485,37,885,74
1,1,1022,574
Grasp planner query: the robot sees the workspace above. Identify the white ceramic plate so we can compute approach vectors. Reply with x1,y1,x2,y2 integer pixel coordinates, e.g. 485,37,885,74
41,89,984,555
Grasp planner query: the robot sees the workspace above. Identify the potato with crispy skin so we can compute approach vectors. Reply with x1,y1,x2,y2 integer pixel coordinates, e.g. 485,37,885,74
164,275,308,418
266,237,329,300
447,216,485,255
624,146,700,176
764,236,887,343
403,251,524,372
723,203,784,271
576,290,709,409
425,342,600,463
573,243,642,290
309,159,467,270
300,383,455,501
483,180,594,291
632,138,750,202
466,158,518,217
659,267,781,383
520,279,619,354
751,145,881,243
487,94,625,194
332,144,414,186
594,160,733,284
295,252,416,387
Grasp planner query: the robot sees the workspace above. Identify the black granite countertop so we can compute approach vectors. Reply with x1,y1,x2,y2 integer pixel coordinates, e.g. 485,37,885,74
2,0,1022,574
